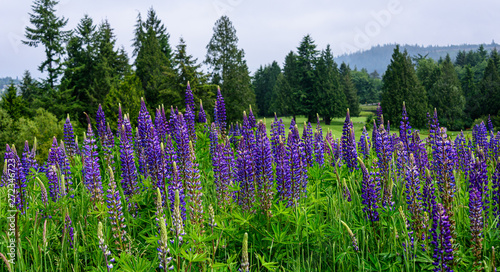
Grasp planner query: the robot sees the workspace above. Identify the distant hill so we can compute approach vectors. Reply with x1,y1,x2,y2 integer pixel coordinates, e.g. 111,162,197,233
0,77,21,96
335,42,500,75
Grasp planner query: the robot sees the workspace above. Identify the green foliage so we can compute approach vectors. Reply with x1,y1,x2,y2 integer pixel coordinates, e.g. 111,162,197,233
381,46,428,128
253,61,281,117
340,63,360,117
23,0,71,89
351,68,382,104
1,84,29,120
205,15,256,123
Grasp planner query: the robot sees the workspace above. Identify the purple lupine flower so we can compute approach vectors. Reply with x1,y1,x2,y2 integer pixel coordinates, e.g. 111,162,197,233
358,157,380,222
186,141,204,230
59,141,72,196
488,114,494,133
372,119,378,151
289,118,296,132
236,136,256,212
427,109,440,151
119,119,139,215
22,140,38,183
287,127,307,206
342,178,352,202
96,104,107,141
411,131,429,177
341,109,358,170
65,214,75,248
185,105,197,142
47,139,62,202
490,131,500,160
241,111,256,148
172,112,191,190
432,127,456,217
163,134,178,206
254,121,274,217
405,154,424,238
375,122,393,207
198,99,207,123
469,150,490,218
213,138,234,209
103,124,115,170
106,169,127,250
64,115,77,156
473,121,489,155
271,114,285,163
454,131,471,175
137,98,152,177
469,185,483,264
155,107,167,143
146,125,164,194
185,82,196,113
209,122,219,160
314,115,325,166
82,124,104,205
422,168,436,214
399,102,412,151
229,123,241,148
214,86,226,134
116,103,123,138
492,160,500,223
376,102,383,126
275,137,291,203
169,161,186,221
4,145,28,213
430,203,454,272
302,122,314,167
358,126,370,159
248,105,256,129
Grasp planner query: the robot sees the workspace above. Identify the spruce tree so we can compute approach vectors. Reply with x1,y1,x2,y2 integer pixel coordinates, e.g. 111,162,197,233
205,15,255,123
314,45,346,124
340,63,360,117
381,45,428,128
296,35,318,122
253,61,281,117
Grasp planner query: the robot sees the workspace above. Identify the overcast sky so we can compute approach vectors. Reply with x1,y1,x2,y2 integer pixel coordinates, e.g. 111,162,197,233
1,0,499,79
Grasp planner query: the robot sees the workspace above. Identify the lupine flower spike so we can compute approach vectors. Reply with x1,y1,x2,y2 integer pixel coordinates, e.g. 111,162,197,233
97,222,115,271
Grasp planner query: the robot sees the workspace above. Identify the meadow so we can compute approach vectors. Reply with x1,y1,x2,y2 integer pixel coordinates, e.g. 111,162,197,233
0,88,498,272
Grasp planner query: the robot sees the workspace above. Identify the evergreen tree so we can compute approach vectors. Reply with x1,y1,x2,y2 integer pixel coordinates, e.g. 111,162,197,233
1,84,28,120
274,51,301,119
340,63,360,117
428,55,466,129
314,45,346,124
19,70,41,109
381,45,428,128
173,37,209,111
296,35,318,122
23,0,71,89
253,61,281,117
462,65,479,119
205,15,255,123
478,58,500,117
133,8,172,63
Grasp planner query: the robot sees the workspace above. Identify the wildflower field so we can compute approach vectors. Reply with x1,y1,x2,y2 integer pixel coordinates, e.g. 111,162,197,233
1,85,500,272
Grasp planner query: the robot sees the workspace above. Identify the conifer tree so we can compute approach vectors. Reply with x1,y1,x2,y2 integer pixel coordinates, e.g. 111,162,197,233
381,45,428,128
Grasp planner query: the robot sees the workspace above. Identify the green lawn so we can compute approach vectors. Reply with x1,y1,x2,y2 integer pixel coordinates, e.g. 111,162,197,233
259,106,470,141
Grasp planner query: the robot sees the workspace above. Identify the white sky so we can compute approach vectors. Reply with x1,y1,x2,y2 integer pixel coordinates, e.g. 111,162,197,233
1,0,498,79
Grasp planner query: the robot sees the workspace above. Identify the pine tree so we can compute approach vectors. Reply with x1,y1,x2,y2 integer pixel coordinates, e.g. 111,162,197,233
23,0,71,89
205,15,255,123
340,63,360,117
19,70,41,109
381,45,428,128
